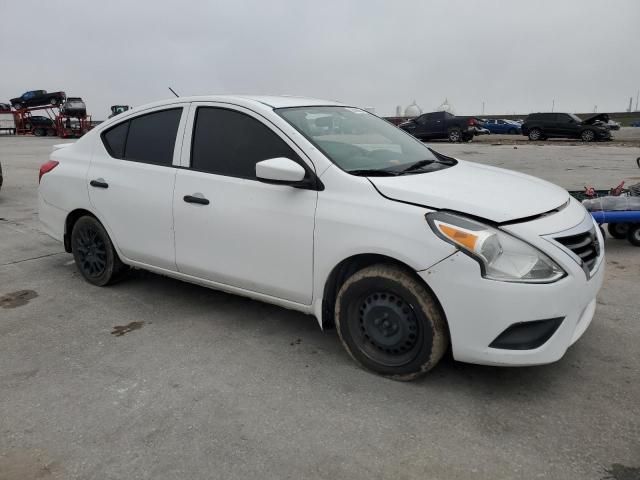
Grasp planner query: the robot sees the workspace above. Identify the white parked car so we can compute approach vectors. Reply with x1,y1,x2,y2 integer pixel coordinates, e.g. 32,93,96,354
38,96,604,380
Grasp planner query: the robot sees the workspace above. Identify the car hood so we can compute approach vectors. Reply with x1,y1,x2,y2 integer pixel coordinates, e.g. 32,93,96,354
369,160,569,223
582,113,610,125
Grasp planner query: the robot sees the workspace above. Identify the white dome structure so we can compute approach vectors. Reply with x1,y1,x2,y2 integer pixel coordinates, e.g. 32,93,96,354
436,98,455,114
404,100,422,117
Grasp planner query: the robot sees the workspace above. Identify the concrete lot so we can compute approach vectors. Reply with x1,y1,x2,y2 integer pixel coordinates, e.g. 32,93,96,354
1,137,639,480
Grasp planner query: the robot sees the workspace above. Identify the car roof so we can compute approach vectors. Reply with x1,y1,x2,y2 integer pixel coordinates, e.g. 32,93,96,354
127,95,347,110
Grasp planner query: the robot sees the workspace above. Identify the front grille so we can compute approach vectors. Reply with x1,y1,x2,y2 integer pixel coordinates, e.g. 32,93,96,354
554,227,600,272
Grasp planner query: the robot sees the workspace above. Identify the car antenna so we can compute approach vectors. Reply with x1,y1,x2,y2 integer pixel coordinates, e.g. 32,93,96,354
168,87,180,98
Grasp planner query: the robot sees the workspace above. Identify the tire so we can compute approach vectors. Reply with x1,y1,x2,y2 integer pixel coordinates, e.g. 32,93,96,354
448,128,462,143
607,222,629,239
71,216,128,286
335,264,448,381
627,224,640,246
46,129,57,137
528,128,542,141
33,128,45,137
50,98,58,106
581,129,596,142
24,122,32,131
13,103,22,110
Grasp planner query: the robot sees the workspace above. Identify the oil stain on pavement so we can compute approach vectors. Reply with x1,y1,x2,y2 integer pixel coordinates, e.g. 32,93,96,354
111,321,145,337
0,290,38,309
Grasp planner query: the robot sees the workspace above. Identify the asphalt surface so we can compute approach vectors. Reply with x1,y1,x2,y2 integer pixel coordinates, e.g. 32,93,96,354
1,137,639,480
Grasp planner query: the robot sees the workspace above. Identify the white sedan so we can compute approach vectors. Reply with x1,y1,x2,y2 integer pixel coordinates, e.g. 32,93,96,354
38,95,604,380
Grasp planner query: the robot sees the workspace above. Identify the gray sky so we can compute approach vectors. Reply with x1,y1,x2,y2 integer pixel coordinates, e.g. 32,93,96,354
2,0,639,118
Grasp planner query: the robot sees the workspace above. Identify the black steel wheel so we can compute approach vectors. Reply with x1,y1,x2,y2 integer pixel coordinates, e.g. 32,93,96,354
335,264,448,380
71,216,127,286
581,129,596,142
627,224,640,247
607,222,629,239
33,128,45,137
528,128,542,141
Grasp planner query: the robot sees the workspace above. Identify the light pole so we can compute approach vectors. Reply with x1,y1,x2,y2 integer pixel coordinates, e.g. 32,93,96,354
551,99,555,113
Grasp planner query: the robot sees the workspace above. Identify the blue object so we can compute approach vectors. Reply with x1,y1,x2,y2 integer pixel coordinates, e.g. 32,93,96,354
481,119,522,134
591,210,640,224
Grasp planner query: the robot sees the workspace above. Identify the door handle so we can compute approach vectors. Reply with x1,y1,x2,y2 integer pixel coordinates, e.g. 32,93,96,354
90,179,109,188
183,194,210,205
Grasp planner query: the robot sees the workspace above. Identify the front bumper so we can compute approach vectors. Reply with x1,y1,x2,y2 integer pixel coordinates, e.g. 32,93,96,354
419,199,605,366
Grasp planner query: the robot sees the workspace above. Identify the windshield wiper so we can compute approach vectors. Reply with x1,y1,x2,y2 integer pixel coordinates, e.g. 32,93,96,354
348,169,400,177
398,159,436,173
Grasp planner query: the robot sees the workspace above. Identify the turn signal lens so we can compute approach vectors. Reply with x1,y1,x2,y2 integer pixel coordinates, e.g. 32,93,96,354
427,212,565,283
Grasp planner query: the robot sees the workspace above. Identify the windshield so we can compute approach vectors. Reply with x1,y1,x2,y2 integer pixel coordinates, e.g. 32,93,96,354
569,113,582,123
276,106,451,175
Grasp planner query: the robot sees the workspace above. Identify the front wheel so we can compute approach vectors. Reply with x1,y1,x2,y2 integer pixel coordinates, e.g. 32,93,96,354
581,129,596,142
335,264,448,381
71,216,128,286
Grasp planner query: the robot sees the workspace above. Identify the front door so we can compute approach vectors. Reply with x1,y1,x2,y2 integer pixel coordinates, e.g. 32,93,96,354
87,106,187,270
173,104,317,304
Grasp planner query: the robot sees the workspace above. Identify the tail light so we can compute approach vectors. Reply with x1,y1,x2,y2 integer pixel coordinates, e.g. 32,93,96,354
468,118,477,126
39,160,59,183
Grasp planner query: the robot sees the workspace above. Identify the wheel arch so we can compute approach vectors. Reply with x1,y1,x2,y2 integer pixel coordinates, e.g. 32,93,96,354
63,208,101,253
320,253,448,334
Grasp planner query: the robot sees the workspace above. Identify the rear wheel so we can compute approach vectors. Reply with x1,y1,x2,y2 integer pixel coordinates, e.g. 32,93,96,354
335,264,448,381
627,224,640,246
46,129,57,136
33,128,45,136
581,129,596,142
71,216,128,286
528,128,542,141
607,223,629,239
448,128,462,142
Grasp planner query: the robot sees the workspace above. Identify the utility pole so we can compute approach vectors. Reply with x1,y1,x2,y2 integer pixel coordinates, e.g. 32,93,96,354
551,99,555,113
481,101,485,116
635,90,639,111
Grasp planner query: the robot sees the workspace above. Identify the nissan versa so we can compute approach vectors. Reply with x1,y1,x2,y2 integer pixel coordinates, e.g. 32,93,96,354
38,96,604,380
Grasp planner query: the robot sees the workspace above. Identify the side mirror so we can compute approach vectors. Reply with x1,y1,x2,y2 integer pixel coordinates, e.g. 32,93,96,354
256,157,307,185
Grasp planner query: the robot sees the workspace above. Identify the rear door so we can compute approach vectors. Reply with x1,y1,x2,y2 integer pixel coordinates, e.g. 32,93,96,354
87,105,188,270
173,103,317,304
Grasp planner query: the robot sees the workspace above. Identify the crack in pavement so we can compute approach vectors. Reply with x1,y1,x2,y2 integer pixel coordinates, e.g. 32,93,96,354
0,251,67,267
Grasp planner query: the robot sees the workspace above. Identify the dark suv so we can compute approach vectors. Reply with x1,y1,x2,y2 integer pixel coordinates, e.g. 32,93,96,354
521,113,611,142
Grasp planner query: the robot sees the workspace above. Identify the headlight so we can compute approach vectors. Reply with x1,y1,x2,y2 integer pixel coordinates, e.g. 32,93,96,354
426,212,565,283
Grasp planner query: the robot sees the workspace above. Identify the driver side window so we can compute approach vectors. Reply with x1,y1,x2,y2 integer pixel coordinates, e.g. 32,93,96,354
190,107,302,179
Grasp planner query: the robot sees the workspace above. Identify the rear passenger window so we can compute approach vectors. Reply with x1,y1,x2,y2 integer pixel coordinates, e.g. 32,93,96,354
102,121,128,159
190,107,299,178
101,108,182,166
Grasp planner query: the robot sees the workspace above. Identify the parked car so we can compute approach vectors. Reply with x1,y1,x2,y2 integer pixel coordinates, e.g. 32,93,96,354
399,111,478,142
38,95,604,380
0,103,11,112
631,120,640,127
109,105,130,118
60,97,87,117
482,119,522,135
521,112,611,142
10,90,66,110
474,125,490,135
24,115,54,129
